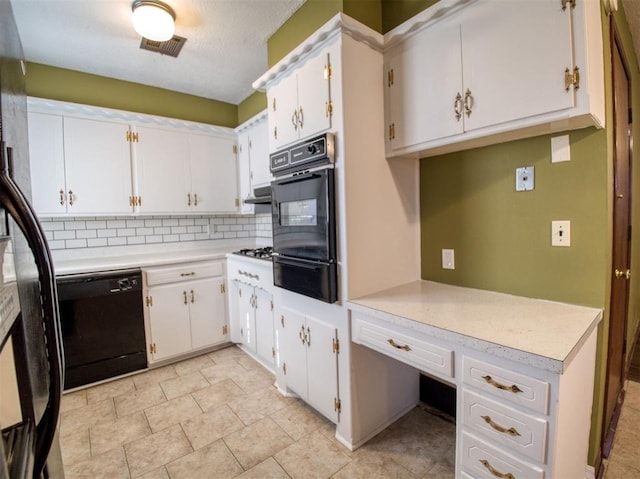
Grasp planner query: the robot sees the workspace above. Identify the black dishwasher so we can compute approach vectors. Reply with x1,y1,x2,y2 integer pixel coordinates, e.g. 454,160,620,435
57,269,147,389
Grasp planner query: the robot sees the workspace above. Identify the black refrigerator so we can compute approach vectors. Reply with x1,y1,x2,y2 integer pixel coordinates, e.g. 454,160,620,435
0,1,65,478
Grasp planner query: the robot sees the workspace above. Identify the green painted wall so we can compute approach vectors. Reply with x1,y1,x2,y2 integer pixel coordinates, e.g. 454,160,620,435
237,91,267,125
25,63,237,127
381,0,437,32
420,127,608,306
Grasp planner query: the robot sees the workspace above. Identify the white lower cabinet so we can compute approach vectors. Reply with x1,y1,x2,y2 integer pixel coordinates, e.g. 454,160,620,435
143,260,227,364
279,306,339,423
227,256,275,371
351,309,598,479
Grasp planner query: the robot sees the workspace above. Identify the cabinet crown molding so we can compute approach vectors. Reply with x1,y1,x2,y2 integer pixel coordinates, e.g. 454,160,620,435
235,109,268,134
27,97,236,138
383,0,478,50
252,12,383,92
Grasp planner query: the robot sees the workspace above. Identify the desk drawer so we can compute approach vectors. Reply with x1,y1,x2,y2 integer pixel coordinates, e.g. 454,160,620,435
460,431,544,479
462,389,548,463
352,314,454,379
462,356,549,415
145,261,224,286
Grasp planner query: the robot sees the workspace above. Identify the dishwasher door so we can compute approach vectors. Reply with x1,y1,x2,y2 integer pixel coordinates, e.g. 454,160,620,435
57,269,147,389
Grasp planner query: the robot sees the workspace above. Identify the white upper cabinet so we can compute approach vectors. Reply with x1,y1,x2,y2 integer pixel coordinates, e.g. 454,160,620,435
386,18,463,150
267,47,333,152
236,112,271,214
459,0,574,132
27,98,239,216
28,112,66,215
29,112,134,215
134,125,191,214
192,135,238,213
384,0,604,158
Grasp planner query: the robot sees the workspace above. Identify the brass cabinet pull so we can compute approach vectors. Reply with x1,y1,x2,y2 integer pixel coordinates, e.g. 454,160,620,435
68,190,75,206
387,339,411,351
194,194,198,206
180,272,195,277
615,269,631,280
274,126,278,140
291,110,298,130
183,291,188,305
299,326,305,344
480,415,521,437
187,192,192,206
59,189,65,205
298,107,304,129
306,326,311,347
479,459,516,479
481,375,523,394
454,92,463,122
190,290,194,303
464,88,474,118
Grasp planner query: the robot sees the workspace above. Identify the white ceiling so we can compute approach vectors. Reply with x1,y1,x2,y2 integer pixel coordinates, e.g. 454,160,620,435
9,0,306,105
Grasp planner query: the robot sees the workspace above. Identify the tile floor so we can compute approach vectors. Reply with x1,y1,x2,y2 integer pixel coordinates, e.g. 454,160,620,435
59,345,456,479
604,378,640,478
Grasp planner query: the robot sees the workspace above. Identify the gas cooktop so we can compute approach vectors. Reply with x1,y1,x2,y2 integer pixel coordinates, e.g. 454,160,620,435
232,247,273,260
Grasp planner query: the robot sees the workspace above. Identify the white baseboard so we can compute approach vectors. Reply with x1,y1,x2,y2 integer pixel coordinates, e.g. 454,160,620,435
585,464,596,479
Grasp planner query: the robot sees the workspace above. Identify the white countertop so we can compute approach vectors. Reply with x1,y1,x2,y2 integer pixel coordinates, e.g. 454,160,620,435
348,280,603,373
53,240,265,275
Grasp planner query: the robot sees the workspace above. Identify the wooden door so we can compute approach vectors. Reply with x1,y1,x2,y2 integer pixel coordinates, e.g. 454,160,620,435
267,73,299,152
603,29,632,458
193,135,238,213
296,45,333,141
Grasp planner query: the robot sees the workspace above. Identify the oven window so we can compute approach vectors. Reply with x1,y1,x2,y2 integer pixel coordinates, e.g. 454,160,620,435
280,199,317,226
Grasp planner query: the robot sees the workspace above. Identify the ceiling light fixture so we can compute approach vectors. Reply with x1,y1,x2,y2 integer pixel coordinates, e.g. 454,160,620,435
131,0,176,42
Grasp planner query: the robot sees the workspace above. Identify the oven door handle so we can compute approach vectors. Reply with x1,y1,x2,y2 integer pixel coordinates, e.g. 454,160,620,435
276,257,326,270
276,172,321,186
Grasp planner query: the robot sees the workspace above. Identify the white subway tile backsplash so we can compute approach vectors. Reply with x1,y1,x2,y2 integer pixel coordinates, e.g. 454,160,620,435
40,214,267,250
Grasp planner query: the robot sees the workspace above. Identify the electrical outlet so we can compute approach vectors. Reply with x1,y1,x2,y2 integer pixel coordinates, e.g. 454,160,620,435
442,249,455,270
551,220,571,247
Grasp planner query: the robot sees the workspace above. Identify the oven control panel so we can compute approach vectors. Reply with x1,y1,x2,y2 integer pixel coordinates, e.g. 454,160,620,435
270,133,335,176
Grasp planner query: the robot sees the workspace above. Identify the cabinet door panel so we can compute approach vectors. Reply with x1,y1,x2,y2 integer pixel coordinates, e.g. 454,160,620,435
296,47,332,141
28,112,66,214
254,287,274,366
237,131,253,214
461,0,573,131
279,307,307,399
228,279,244,343
190,134,238,213
388,20,463,149
238,283,256,352
135,126,191,214
190,277,227,350
305,315,338,422
249,118,272,188
148,283,191,361
63,117,133,214
268,75,299,152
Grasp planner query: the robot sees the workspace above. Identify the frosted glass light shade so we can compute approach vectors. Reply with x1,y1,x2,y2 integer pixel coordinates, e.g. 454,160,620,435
132,0,175,42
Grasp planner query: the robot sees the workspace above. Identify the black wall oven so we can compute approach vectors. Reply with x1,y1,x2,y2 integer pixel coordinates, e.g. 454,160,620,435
271,134,337,303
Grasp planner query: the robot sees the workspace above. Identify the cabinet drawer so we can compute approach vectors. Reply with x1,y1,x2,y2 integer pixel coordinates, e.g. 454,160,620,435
462,356,549,415
462,389,548,463
460,431,544,479
145,261,224,286
352,314,453,379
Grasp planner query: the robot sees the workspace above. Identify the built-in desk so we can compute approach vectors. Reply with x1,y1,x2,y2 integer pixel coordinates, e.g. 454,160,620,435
348,280,602,479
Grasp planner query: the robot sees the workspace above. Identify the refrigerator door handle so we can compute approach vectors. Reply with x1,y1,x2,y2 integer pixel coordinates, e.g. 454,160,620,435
0,142,64,477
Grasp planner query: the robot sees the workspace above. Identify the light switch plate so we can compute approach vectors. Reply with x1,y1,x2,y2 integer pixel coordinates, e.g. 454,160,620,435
516,166,534,191
442,249,455,270
551,220,571,247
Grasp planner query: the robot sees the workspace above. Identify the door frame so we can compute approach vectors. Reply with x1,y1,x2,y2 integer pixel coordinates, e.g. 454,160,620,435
601,18,633,469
